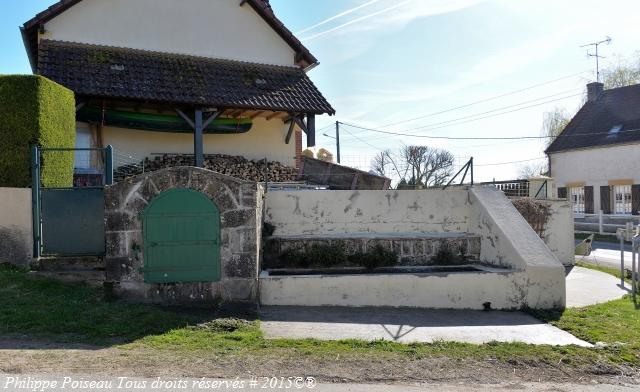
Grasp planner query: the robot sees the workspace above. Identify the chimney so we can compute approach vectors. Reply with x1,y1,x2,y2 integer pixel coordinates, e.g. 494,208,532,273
587,82,604,102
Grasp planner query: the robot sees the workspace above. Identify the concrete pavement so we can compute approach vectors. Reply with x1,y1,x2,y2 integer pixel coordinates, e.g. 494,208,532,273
260,266,629,346
260,306,591,346
566,266,630,307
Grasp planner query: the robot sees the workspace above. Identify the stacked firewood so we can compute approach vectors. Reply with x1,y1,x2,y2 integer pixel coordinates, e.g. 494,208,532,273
115,154,299,183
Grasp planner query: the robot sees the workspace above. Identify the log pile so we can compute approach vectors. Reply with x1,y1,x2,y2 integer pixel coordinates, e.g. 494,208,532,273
115,154,299,183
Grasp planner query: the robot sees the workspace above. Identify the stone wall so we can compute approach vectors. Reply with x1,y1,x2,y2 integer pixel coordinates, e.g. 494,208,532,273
104,167,263,305
0,188,33,267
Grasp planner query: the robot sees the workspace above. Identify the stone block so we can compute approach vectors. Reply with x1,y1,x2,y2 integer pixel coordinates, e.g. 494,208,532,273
138,177,160,204
224,253,257,278
240,183,258,208
105,232,126,258
106,211,140,232
222,209,255,228
239,228,258,253
221,279,256,302
204,183,239,213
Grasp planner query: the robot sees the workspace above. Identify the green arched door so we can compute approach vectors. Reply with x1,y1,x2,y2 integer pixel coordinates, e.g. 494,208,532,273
142,188,220,283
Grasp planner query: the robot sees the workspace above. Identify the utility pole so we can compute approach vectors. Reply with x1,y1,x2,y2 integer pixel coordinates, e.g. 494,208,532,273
335,121,341,164
581,36,612,83
322,121,341,164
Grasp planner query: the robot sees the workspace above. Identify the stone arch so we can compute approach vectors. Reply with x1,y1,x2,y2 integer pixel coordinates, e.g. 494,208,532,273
104,166,262,305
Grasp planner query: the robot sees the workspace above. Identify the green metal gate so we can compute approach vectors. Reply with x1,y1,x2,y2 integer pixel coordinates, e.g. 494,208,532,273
31,146,113,257
141,188,221,284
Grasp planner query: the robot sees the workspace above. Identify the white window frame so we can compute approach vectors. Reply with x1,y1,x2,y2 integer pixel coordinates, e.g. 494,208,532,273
569,187,585,215
613,184,632,215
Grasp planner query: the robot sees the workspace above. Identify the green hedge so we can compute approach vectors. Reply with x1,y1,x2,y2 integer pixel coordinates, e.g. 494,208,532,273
0,75,75,188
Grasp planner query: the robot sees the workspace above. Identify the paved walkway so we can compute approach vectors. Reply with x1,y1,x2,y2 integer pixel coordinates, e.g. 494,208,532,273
260,266,630,347
566,266,630,308
260,306,591,346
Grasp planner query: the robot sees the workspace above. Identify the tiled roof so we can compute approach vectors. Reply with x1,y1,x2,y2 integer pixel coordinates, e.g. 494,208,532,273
21,0,317,69
38,40,334,114
546,84,640,153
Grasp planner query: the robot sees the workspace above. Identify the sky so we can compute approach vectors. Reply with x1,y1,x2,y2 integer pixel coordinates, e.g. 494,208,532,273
2,0,640,182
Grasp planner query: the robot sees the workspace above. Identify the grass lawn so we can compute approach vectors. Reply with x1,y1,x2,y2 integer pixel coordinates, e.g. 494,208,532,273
1,264,639,373
575,232,622,244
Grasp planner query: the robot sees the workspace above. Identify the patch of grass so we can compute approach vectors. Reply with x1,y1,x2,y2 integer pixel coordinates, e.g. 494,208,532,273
575,232,621,244
1,265,639,370
0,265,211,345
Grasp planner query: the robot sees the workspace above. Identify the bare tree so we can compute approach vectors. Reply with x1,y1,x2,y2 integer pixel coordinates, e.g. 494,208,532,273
518,161,548,180
542,107,571,147
603,53,640,89
399,145,455,188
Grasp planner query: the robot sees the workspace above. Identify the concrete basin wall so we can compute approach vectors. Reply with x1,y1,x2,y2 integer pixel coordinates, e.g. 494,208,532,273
262,187,566,310
265,189,472,235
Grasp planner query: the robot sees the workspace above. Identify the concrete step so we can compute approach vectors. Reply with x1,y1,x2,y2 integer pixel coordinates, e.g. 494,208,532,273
28,270,105,287
34,256,105,272
264,232,482,268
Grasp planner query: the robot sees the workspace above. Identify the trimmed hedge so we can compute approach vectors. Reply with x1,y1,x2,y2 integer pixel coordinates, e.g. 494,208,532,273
0,75,75,188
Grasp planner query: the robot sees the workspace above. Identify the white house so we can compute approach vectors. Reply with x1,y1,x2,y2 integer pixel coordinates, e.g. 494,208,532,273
21,0,334,174
546,82,640,216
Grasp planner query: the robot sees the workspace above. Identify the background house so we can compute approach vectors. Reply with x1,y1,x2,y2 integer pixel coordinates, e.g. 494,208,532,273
21,0,334,178
546,82,640,216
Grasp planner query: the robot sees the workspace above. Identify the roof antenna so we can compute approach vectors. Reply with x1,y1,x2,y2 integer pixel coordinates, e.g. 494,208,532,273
581,36,612,83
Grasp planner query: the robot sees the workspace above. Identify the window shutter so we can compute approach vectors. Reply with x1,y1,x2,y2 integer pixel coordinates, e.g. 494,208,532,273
558,187,567,199
600,186,611,214
633,185,640,216
584,186,594,214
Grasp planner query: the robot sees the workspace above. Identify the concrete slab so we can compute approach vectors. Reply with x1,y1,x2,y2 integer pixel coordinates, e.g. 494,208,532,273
260,306,591,347
565,266,630,308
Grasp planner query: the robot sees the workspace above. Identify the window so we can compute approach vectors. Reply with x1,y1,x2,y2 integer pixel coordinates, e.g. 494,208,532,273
570,187,585,214
74,125,92,170
613,185,632,215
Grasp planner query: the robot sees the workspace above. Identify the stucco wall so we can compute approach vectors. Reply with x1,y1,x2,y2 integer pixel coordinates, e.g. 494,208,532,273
265,189,471,235
262,187,566,309
94,117,296,166
0,188,33,266
468,187,565,309
549,143,640,211
542,199,574,266
41,0,297,66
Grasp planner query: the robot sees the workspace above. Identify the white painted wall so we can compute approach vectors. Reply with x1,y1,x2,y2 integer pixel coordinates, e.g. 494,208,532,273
41,0,297,66
95,117,296,166
549,143,640,211
0,188,33,266
265,189,471,235
542,199,574,266
262,187,566,309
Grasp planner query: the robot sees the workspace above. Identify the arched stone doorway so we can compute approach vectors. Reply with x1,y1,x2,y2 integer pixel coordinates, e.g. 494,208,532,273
104,167,262,305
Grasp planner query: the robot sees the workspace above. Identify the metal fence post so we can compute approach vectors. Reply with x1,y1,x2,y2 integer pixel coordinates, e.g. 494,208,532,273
470,157,474,186
105,145,114,185
31,146,41,259
599,210,604,235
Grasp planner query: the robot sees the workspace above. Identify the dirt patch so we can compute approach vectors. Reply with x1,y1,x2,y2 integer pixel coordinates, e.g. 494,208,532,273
0,344,637,386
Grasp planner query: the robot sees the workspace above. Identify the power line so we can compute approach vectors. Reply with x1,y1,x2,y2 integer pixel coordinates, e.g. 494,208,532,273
376,70,590,128
340,121,640,141
476,157,546,167
340,90,584,143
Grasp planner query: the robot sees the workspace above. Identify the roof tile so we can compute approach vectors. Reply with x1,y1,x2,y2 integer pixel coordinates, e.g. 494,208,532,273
38,40,335,114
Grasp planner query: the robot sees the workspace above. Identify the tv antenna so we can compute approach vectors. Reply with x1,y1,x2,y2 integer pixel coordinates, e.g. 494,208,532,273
581,36,612,83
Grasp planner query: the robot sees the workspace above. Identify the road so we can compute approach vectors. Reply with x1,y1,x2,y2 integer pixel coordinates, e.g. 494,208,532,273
1,374,637,392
